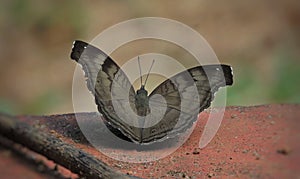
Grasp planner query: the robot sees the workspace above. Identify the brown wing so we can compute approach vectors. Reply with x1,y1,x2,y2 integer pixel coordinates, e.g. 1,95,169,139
141,64,233,143
71,40,143,142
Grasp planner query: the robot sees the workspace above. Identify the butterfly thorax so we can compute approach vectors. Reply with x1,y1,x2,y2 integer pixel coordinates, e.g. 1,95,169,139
135,85,150,116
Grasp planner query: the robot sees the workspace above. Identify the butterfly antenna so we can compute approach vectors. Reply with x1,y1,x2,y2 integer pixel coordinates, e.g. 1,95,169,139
144,59,155,87
138,56,143,87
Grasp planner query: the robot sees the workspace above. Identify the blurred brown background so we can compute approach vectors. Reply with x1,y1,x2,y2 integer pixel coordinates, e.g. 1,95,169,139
0,0,299,115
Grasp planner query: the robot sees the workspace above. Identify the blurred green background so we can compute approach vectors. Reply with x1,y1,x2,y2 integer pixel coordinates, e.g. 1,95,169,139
0,0,299,115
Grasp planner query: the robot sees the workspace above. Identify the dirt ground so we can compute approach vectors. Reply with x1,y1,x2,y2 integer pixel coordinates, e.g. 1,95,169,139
0,104,299,178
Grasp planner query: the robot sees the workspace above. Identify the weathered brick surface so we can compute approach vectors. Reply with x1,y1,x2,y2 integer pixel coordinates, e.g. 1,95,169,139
0,104,299,178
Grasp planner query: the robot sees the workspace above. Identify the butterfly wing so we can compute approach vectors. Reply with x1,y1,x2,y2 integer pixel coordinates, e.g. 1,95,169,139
142,65,233,142
71,40,233,144
71,40,143,142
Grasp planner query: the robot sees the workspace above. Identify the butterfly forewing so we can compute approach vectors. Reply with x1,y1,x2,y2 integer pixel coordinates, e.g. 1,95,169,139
188,65,233,110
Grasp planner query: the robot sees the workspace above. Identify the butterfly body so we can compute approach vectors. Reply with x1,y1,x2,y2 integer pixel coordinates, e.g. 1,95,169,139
71,40,233,144
134,86,151,142
135,85,150,116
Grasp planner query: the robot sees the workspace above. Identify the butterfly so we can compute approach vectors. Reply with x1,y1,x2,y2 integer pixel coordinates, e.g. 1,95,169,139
70,40,233,144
